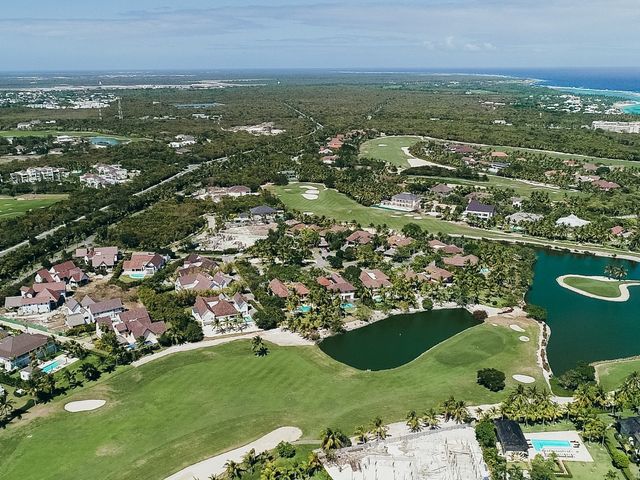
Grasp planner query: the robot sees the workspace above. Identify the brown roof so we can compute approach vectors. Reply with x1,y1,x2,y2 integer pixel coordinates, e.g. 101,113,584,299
360,269,392,289
425,265,454,282
442,244,463,255
0,333,50,360
292,282,310,296
269,279,289,298
123,252,164,271
387,235,412,248
443,254,479,267
346,230,373,244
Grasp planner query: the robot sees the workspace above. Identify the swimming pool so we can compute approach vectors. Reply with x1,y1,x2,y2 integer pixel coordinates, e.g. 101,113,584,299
341,302,355,310
129,273,146,279
40,359,60,374
531,439,572,451
298,305,312,313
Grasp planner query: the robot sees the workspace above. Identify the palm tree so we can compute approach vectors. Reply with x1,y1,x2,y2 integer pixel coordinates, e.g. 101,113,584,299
320,427,347,452
421,408,440,430
353,425,369,444
250,336,268,357
369,416,388,440
0,393,15,423
405,410,422,432
241,448,259,473
223,460,244,479
305,452,322,475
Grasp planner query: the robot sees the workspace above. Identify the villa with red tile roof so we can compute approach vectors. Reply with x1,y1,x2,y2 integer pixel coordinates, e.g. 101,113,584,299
317,273,356,301
345,230,374,245
359,269,392,291
443,254,479,268
96,307,167,346
192,295,243,327
122,252,166,276
74,246,119,270
35,261,88,288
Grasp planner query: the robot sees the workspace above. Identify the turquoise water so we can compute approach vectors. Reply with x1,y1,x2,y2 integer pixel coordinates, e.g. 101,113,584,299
319,309,479,370
340,302,355,309
551,87,640,115
531,439,572,451
527,250,640,374
129,273,146,279
90,136,121,146
41,360,60,374
298,305,312,313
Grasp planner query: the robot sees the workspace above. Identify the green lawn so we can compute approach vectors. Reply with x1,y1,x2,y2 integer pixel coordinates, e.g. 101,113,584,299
272,184,640,261
274,183,506,238
0,194,68,219
0,322,543,480
596,358,640,391
359,136,421,167
562,275,640,299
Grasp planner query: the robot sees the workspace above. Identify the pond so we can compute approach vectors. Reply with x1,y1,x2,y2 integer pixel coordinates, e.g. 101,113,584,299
319,309,480,371
526,249,640,374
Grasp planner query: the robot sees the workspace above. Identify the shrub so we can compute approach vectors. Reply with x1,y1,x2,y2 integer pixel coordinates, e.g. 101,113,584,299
475,419,497,448
524,304,547,322
611,449,629,469
276,441,296,458
472,310,488,321
253,306,284,330
477,368,506,392
557,362,596,391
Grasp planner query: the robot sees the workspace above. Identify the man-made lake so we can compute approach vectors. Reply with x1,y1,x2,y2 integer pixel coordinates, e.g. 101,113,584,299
319,309,479,371
527,249,640,374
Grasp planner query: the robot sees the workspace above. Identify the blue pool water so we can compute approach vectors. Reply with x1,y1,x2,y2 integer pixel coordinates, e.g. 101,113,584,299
340,302,355,309
129,273,146,279
298,305,312,313
531,439,572,451
40,360,60,374
90,136,121,146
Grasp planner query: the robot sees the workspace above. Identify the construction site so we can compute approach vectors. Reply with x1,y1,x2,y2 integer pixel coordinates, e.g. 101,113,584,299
323,424,490,480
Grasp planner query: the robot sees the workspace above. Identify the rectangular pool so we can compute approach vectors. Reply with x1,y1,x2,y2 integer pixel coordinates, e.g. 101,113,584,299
40,359,60,374
531,439,572,451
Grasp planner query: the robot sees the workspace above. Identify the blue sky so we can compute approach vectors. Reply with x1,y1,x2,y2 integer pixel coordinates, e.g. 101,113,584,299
3,0,639,71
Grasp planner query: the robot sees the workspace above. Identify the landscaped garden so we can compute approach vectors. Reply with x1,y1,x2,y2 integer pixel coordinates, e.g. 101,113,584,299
0,321,542,480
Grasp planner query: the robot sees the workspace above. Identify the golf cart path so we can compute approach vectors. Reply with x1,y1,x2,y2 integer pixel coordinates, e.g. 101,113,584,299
165,426,302,480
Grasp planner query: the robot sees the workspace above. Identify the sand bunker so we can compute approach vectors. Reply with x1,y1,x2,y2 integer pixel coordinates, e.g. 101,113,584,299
557,274,640,302
378,144,388,147
300,185,319,190
519,336,530,342
64,400,106,412
510,324,526,333
302,194,319,200
512,374,535,384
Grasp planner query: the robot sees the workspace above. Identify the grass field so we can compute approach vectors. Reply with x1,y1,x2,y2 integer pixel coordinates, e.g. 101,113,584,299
0,130,135,141
275,183,504,237
0,321,542,480
360,134,640,171
562,276,640,298
360,136,422,167
596,358,640,392
272,183,640,260
0,194,68,219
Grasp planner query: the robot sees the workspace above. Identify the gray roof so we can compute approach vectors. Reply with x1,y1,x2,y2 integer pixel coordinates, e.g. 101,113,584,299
392,192,421,202
466,200,496,214
250,205,277,216
0,333,50,360
494,419,528,453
